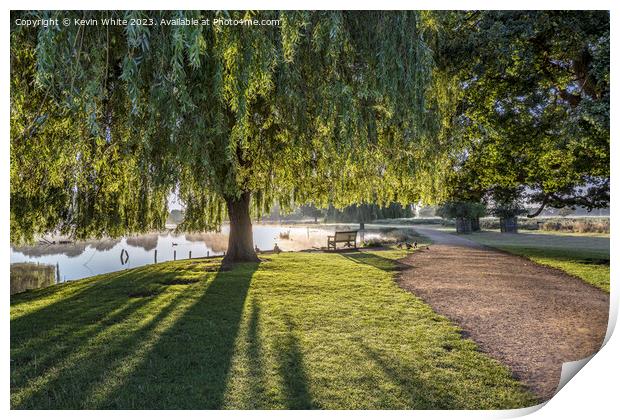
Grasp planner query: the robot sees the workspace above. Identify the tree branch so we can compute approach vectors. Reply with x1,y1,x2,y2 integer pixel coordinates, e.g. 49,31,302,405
527,195,548,218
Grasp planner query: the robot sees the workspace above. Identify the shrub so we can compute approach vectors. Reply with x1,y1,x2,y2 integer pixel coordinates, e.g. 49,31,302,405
363,238,391,248
541,218,609,233
478,217,609,233
489,203,527,219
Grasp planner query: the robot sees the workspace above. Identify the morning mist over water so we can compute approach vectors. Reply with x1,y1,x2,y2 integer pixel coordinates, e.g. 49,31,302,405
10,224,387,284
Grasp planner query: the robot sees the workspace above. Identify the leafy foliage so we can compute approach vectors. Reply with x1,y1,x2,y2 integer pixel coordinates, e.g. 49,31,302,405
12,11,608,244
436,201,486,220
10,11,446,243
434,11,610,214
488,203,528,220
298,204,324,222
324,202,415,223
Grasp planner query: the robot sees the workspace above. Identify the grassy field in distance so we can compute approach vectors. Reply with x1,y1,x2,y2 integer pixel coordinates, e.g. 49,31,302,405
462,231,610,293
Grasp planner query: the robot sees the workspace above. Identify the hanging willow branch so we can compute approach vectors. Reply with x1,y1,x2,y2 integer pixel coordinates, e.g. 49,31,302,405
10,10,450,243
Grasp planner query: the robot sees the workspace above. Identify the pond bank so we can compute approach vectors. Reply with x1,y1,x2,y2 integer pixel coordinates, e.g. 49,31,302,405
10,224,420,287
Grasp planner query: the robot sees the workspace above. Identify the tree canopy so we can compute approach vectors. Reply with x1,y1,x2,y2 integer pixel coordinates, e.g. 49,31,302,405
434,11,610,215
10,11,610,258
11,10,451,261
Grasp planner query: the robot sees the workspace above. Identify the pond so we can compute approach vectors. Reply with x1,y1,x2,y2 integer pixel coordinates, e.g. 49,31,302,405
10,223,405,292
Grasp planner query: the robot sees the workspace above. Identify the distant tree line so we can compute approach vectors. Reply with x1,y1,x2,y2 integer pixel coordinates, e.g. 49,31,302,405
173,202,415,224
324,203,414,223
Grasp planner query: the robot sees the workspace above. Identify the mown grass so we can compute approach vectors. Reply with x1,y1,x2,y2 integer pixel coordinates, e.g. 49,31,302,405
465,231,610,293
11,249,536,409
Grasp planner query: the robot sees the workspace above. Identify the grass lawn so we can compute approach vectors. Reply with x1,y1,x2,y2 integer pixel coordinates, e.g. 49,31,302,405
463,231,610,293
11,248,536,409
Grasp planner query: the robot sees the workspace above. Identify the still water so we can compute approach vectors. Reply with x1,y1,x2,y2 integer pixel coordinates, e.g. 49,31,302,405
10,224,387,284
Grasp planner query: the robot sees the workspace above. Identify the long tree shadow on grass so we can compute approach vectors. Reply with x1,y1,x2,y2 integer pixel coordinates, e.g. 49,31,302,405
339,250,414,273
356,341,458,409
11,263,196,353
11,263,176,327
274,314,314,409
11,265,183,404
97,262,259,409
354,338,533,409
242,302,314,409
12,263,216,408
11,260,258,409
243,299,268,407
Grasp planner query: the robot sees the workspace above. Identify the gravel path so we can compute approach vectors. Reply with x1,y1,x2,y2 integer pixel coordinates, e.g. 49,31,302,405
398,226,609,401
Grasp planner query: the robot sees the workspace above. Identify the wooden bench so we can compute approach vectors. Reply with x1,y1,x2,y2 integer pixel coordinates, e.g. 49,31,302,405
327,230,358,250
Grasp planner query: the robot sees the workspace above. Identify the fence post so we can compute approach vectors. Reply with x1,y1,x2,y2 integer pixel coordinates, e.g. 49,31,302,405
154,249,158,264
189,250,192,259
174,250,176,261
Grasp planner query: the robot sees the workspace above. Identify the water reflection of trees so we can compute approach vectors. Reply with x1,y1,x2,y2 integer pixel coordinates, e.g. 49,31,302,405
12,238,122,258
185,232,229,253
126,233,159,251
12,226,394,259
12,242,88,258
91,238,122,251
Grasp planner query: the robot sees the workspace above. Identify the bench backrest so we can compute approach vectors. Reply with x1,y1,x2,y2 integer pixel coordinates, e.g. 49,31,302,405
334,230,358,241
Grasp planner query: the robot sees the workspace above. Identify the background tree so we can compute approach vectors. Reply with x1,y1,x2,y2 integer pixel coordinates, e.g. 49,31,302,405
324,202,413,223
436,201,486,234
433,11,609,216
299,204,324,223
486,187,528,233
11,11,447,263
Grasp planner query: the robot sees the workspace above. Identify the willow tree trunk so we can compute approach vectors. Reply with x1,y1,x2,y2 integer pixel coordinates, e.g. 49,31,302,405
223,192,260,264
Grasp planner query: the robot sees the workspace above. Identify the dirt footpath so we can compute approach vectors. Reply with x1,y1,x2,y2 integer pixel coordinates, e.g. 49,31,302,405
398,226,609,401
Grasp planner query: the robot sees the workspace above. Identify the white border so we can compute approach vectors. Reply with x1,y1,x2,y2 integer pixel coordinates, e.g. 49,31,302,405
2,1,618,419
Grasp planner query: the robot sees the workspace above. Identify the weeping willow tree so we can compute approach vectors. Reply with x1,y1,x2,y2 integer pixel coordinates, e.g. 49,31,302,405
11,10,449,263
